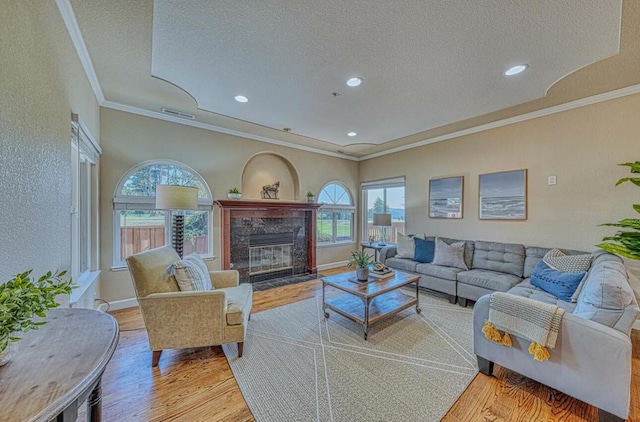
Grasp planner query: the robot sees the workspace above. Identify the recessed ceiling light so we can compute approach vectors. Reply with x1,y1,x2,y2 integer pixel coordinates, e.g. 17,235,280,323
504,64,528,76
347,132,357,137
346,77,363,87
234,95,248,103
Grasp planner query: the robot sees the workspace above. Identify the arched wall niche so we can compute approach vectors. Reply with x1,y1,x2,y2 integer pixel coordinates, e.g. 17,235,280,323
241,152,300,200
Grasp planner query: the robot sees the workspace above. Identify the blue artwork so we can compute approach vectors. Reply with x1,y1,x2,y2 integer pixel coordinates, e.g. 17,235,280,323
429,176,463,218
479,169,527,219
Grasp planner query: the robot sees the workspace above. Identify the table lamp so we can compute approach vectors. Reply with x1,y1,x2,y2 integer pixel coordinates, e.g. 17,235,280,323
155,185,198,258
373,213,392,246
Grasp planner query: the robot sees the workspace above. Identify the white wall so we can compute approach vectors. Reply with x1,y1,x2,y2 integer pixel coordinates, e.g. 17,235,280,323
0,2,100,305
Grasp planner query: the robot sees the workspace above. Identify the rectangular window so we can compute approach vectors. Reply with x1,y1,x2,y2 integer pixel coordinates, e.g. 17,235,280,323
362,177,406,244
317,209,355,244
71,115,100,283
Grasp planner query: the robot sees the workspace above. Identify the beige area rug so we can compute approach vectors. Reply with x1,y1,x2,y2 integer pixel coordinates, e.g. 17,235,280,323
223,291,477,422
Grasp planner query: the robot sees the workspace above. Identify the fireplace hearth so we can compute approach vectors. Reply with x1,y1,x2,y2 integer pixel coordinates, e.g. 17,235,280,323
216,200,321,284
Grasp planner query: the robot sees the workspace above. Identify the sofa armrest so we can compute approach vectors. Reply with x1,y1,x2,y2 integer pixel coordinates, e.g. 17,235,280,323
473,295,633,419
139,290,228,350
378,246,398,264
209,270,240,288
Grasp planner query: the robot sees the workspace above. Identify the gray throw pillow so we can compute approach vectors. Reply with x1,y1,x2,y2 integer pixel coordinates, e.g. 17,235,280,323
543,248,593,273
432,237,468,270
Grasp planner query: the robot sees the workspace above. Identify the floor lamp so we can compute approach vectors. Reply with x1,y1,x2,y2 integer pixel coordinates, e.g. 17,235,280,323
373,213,392,246
155,185,199,258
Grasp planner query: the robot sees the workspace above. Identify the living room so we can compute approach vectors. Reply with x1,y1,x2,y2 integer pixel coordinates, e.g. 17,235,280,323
1,1,639,421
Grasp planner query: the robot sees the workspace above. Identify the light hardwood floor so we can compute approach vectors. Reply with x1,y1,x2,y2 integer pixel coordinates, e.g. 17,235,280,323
96,268,639,421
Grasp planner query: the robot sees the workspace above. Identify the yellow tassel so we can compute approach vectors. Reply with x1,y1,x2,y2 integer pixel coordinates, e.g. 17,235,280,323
482,321,503,344
528,342,550,362
501,332,512,347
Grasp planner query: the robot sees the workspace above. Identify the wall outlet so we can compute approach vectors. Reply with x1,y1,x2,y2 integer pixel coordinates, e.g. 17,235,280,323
548,175,557,185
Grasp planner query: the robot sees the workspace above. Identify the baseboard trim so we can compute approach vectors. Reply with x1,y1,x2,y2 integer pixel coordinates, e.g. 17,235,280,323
317,260,349,271
105,297,138,312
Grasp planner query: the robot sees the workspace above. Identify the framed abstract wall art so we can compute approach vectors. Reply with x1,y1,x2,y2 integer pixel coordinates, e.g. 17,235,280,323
479,169,527,220
429,176,463,218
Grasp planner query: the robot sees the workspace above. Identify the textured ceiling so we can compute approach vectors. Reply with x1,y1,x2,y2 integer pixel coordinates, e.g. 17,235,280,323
69,0,640,157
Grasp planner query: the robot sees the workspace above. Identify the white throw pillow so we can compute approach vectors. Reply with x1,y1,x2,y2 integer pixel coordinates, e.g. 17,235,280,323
395,233,416,259
432,237,468,270
185,254,213,290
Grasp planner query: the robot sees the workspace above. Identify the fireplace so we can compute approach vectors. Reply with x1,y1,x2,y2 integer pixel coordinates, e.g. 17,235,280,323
249,232,294,282
216,200,321,284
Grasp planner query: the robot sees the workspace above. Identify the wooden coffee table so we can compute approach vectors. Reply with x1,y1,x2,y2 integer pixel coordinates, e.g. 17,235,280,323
321,270,421,340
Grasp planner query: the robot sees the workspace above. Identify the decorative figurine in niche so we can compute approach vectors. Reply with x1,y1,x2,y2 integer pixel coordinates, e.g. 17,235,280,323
261,181,280,199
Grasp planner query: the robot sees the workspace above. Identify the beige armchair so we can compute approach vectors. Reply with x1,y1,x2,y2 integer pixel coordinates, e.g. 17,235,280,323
126,246,252,367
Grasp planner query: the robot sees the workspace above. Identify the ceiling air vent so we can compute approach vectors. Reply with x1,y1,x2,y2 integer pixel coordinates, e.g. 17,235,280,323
336,150,353,156
161,108,195,120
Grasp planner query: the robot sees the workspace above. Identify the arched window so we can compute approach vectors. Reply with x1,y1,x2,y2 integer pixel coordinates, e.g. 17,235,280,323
113,160,213,266
316,182,355,244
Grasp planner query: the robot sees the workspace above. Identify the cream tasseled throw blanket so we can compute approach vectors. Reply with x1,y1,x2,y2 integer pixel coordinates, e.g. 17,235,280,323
482,292,565,362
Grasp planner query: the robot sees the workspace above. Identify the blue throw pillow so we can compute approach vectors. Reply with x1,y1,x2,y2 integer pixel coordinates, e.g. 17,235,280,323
413,237,435,263
530,261,586,302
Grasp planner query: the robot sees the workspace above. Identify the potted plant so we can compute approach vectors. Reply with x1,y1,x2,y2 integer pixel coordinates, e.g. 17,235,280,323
347,250,374,281
0,269,73,365
228,187,242,200
306,191,315,203
597,161,640,260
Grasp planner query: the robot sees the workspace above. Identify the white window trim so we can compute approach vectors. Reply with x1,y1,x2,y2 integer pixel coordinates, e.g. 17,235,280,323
317,182,356,246
112,159,214,266
71,114,100,285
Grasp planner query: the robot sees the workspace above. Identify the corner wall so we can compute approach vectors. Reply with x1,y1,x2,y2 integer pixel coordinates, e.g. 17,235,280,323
0,3,100,289
99,108,358,302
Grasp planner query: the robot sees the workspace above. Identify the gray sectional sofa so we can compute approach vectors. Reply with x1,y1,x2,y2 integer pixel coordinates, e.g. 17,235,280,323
379,239,639,421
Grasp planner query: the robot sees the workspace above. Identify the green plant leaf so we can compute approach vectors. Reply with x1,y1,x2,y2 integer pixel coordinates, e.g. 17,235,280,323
596,242,640,260
619,161,640,173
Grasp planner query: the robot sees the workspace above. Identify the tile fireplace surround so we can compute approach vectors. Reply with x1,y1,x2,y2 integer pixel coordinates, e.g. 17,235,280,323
215,200,321,284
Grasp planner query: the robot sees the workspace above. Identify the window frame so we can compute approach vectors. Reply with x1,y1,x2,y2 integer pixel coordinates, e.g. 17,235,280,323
71,115,101,285
361,177,406,244
112,160,213,267
316,182,356,246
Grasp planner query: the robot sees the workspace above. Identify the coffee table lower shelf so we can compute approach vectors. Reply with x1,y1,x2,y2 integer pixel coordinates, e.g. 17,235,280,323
323,290,419,340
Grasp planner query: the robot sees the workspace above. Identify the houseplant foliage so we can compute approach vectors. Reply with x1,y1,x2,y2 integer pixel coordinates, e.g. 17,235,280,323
347,250,374,280
597,161,640,260
0,270,73,355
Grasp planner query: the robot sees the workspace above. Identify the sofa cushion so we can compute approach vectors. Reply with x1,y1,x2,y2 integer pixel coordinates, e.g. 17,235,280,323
543,248,593,273
395,233,415,259
439,237,474,270
385,257,419,272
223,283,253,326
574,260,639,334
523,246,589,278
457,269,523,292
185,254,213,289
530,261,586,302
413,237,435,263
415,263,465,281
432,237,468,270
472,241,525,277
507,279,577,313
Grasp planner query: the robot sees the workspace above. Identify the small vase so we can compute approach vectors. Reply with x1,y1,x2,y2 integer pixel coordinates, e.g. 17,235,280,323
306,196,315,203
356,266,369,281
0,339,18,367
227,193,242,200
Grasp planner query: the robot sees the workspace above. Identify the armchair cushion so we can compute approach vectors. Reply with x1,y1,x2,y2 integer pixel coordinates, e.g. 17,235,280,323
167,258,212,291
223,283,253,325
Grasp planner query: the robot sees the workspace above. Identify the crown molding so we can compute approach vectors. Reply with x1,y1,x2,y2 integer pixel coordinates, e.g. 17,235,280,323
360,83,640,161
101,101,359,161
55,0,105,105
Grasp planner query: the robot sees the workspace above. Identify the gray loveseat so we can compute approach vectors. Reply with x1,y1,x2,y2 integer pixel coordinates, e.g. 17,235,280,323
379,239,638,421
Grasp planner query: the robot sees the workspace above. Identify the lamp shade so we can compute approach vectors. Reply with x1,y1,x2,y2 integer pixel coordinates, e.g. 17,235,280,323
373,213,392,227
155,185,198,210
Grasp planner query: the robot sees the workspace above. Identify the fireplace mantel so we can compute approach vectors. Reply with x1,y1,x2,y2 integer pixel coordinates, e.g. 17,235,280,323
215,200,322,281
